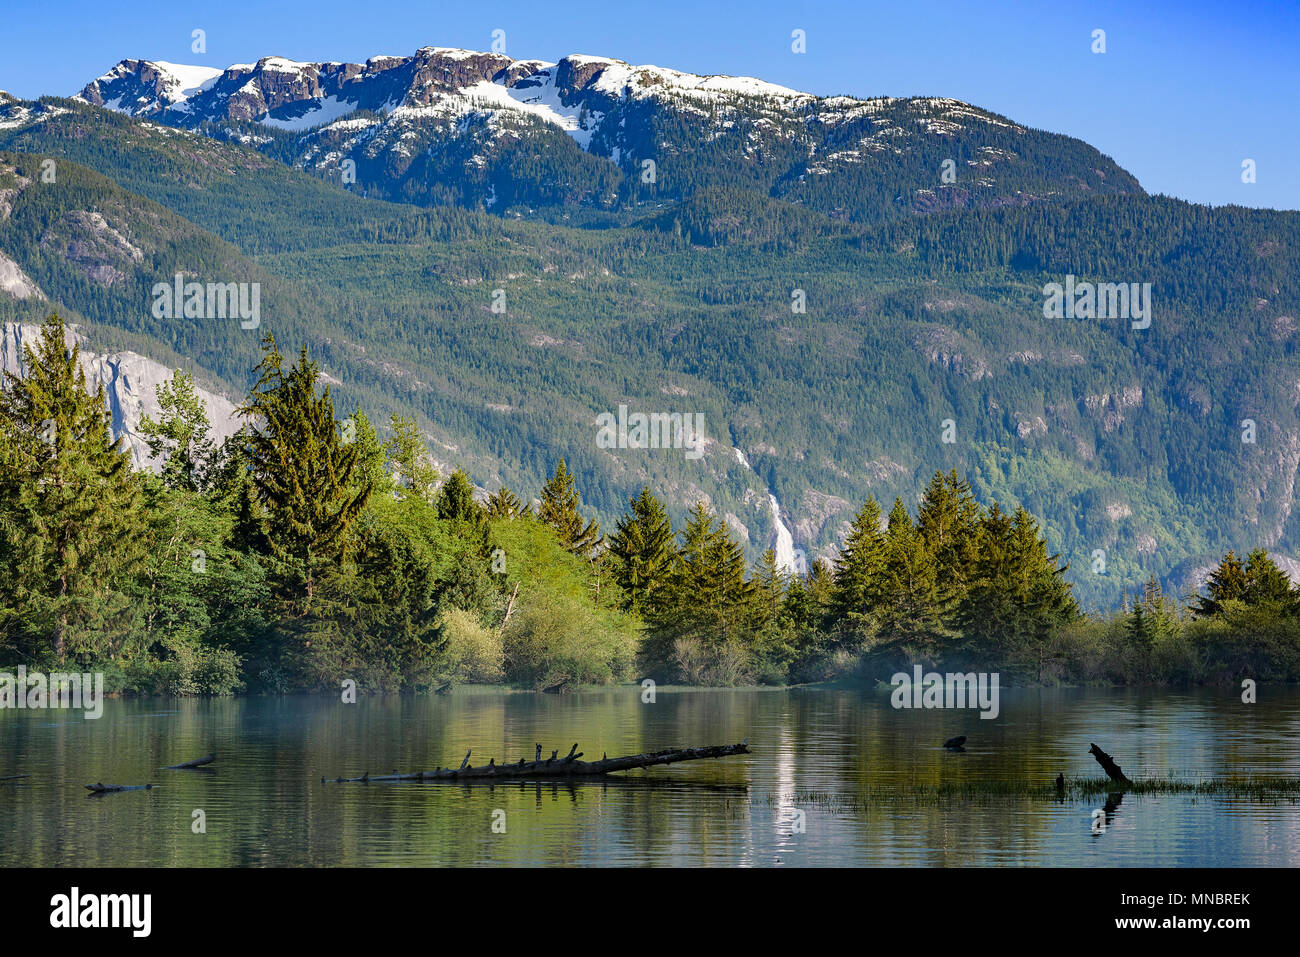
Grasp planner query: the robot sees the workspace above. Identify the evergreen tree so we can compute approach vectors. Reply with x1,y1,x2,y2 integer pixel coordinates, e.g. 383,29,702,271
486,485,526,519
831,495,885,624
955,505,1077,676
537,459,601,557
916,469,983,593
346,409,390,498
607,486,675,614
1242,549,1294,610
138,369,215,492
643,501,757,678
0,314,144,662
436,469,484,528
871,497,951,664
239,333,370,609
1192,549,1247,618
752,548,788,627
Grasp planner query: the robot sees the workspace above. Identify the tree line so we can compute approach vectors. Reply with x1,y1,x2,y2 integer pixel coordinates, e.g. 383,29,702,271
2,314,1296,693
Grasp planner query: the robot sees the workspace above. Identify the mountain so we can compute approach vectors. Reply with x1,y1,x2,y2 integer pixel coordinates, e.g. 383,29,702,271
0,50,1295,610
75,49,1142,220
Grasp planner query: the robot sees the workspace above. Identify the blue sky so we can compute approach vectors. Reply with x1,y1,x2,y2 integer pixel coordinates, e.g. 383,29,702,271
3,0,1297,209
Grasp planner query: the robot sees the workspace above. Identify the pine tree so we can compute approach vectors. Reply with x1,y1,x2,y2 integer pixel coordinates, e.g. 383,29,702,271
138,369,215,492
1192,549,1247,617
537,459,601,557
872,497,951,664
486,485,526,519
832,496,885,622
643,501,756,677
0,314,144,662
607,486,674,614
916,469,982,594
435,469,483,527
239,333,370,609
955,505,1077,676
752,548,788,628
1242,548,1294,609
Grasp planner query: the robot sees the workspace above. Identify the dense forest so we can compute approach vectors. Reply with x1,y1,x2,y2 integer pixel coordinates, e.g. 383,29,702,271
2,98,1299,612
2,314,1297,695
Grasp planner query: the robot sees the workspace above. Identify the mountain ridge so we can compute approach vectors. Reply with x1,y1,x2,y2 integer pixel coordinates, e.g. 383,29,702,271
73,48,1142,220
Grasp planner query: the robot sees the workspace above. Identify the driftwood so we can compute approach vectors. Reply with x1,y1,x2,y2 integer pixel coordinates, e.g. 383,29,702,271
1088,743,1134,786
324,741,751,784
165,753,215,770
84,782,154,793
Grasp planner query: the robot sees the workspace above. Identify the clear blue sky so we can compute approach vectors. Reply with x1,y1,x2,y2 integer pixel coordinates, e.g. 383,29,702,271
3,0,1297,210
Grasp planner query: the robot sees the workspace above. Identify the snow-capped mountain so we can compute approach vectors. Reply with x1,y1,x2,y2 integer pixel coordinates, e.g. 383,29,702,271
80,49,819,132
75,48,1140,217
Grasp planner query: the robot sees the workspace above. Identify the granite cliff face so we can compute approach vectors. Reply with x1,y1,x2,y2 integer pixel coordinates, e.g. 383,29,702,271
1,321,240,469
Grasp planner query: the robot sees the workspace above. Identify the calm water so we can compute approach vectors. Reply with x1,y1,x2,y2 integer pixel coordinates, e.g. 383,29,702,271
1,687,1297,867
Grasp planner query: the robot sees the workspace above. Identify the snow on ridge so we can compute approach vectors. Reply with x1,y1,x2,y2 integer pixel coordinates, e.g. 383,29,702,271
261,94,360,131
150,61,225,98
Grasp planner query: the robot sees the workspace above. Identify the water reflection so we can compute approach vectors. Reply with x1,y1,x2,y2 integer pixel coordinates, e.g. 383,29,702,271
0,687,1297,866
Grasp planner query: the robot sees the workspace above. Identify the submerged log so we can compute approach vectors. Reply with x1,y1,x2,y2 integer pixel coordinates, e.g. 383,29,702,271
1088,743,1134,786
165,753,215,770
324,741,751,784
84,782,154,793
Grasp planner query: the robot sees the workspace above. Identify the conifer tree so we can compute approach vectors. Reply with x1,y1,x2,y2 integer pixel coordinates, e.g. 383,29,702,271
643,501,756,675
832,495,885,623
871,497,951,663
538,459,601,557
0,314,144,662
916,469,982,594
1242,548,1294,609
485,485,526,519
1192,549,1247,617
139,369,215,492
239,333,370,608
955,505,1077,675
752,548,788,627
607,486,675,614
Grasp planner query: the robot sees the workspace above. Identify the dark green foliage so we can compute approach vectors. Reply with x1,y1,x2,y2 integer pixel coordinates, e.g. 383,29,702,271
0,314,144,663
537,459,601,558
606,486,675,614
240,333,370,608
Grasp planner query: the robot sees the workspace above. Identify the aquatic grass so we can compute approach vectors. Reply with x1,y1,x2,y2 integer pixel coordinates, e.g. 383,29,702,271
757,776,1300,812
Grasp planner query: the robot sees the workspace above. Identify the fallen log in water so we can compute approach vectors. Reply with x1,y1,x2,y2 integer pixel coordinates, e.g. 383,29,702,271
84,782,154,793
324,741,751,784
165,753,215,770
1088,743,1134,786
0,774,30,781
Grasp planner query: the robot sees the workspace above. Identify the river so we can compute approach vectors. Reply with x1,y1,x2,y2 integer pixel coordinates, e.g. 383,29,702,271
2,687,1297,866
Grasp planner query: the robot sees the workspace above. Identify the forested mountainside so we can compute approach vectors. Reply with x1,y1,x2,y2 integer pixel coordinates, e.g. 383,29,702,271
0,51,1296,610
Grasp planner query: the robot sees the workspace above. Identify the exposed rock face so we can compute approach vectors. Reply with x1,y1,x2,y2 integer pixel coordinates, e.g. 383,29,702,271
1,322,240,469
0,250,42,299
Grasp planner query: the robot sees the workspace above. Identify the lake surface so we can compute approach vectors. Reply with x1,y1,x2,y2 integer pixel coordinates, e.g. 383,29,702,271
2,687,1298,867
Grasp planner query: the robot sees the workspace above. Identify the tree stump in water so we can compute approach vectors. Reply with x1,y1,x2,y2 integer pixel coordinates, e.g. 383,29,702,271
1088,743,1134,786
